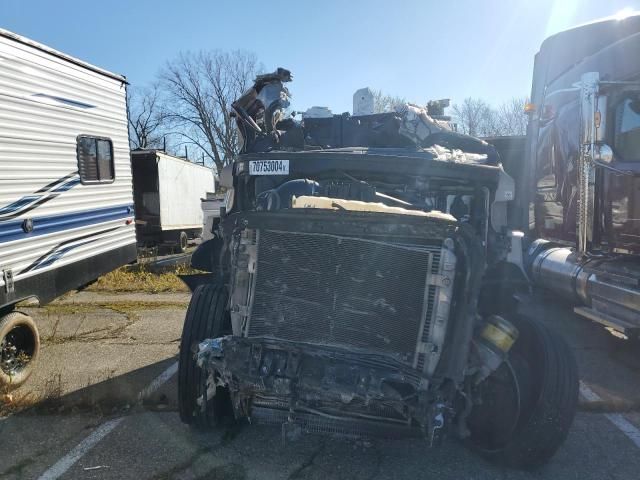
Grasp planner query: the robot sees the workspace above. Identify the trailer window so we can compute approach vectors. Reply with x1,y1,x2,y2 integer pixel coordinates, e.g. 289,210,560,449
614,97,640,162
77,136,115,183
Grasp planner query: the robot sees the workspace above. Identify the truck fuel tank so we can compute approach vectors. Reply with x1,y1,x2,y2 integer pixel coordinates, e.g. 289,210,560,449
529,241,640,336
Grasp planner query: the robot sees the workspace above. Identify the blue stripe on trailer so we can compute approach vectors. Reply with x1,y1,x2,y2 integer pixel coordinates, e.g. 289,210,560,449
0,172,80,220
0,195,41,215
51,177,82,192
20,227,120,273
0,204,134,244
32,93,97,109
28,238,95,271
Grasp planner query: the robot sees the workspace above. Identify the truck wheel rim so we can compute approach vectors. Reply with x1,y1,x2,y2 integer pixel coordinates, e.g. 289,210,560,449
1,325,35,376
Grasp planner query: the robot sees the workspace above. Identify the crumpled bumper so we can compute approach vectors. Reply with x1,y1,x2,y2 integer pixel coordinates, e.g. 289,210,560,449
196,336,436,438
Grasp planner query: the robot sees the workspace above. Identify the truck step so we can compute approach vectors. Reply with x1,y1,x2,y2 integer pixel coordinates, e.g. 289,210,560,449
574,306,640,336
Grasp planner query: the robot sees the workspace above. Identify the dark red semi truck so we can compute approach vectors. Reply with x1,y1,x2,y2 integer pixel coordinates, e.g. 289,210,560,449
503,14,640,337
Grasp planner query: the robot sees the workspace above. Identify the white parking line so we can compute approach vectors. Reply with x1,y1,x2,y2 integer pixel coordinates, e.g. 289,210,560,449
580,382,640,449
138,361,178,401
37,361,179,479
37,417,124,480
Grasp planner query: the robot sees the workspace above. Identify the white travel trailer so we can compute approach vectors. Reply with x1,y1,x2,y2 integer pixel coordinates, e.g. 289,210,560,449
0,29,136,389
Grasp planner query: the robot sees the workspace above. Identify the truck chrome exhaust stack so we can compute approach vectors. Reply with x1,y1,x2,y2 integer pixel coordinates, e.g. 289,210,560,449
576,72,602,255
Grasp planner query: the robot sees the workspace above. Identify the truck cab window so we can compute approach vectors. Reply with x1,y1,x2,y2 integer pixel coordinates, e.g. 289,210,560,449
614,97,640,161
77,136,115,183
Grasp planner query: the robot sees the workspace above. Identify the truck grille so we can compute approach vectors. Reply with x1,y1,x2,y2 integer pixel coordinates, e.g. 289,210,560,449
247,229,442,363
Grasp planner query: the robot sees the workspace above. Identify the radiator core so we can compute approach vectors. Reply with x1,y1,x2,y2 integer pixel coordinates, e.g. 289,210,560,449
247,229,442,363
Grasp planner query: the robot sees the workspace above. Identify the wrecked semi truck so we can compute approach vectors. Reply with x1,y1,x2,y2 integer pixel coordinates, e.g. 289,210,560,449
503,15,640,338
178,69,578,468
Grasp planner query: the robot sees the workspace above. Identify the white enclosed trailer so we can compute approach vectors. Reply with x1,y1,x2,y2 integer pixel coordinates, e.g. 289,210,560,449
131,150,214,252
0,29,137,388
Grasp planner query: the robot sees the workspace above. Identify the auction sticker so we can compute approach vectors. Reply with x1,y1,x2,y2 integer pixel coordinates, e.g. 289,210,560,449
249,160,289,175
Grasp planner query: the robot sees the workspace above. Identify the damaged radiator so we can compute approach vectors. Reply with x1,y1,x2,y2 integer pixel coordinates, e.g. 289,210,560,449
231,228,456,375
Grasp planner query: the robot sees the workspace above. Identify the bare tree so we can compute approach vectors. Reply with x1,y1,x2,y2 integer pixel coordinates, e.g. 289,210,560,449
495,97,528,136
127,83,166,150
451,97,497,137
372,89,406,113
160,50,260,173
452,97,528,137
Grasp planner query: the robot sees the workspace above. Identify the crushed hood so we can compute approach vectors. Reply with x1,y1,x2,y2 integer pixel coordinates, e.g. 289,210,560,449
232,68,499,165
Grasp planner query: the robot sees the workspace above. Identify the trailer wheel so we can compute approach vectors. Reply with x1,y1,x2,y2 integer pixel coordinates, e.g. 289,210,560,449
466,314,578,469
178,283,233,429
0,312,40,391
178,231,189,253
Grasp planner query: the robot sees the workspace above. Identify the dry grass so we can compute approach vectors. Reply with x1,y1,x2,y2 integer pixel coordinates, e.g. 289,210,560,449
0,374,63,416
86,264,197,293
0,369,138,417
1,391,38,416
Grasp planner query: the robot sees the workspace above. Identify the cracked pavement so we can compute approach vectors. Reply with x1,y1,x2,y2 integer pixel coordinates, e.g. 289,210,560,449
1,290,640,479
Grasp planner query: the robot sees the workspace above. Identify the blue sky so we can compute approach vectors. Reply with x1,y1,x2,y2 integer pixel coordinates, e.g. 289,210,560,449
3,0,639,113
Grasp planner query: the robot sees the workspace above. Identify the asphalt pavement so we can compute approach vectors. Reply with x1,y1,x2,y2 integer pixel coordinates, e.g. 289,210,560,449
1,290,639,480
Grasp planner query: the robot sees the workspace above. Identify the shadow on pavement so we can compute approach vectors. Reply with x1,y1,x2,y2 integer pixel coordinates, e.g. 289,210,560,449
5,356,178,419
521,292,640,410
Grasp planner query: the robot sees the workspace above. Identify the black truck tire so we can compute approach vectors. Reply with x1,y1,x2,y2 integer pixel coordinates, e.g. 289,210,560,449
0,311,40,391
467,314,579,469
178,283,232,429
